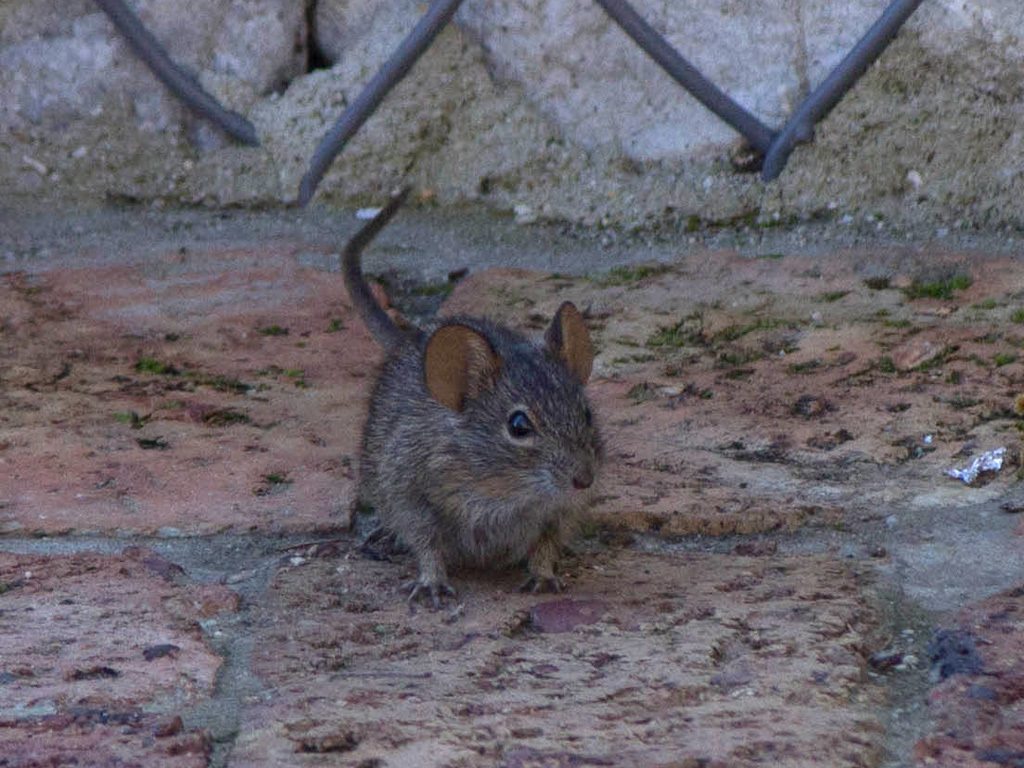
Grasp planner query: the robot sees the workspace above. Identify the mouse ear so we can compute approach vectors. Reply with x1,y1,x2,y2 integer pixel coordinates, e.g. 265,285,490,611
424,324,502,411
545,302,593,382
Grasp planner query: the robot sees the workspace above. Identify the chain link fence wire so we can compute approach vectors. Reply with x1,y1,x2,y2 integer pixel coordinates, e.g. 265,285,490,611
92,0,259,146
94,0,926,203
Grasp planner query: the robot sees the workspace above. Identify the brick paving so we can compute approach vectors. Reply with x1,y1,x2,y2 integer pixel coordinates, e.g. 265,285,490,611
1,230,1022,766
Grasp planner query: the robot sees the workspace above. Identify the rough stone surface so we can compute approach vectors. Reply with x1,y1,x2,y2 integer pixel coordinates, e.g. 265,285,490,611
457,0,799,158
0,0,304,130
313,0,421,66
0,549,224,766
0,242,372,535
2,205,1024,767
456,0,1024,160
913,586,1024,767
250,24,544,206
1,0,1023,230
231,549,885,767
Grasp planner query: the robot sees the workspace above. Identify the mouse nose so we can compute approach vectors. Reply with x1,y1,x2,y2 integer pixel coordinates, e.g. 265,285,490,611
572,466,594,490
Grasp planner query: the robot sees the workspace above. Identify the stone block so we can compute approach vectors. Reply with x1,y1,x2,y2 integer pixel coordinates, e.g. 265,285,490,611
0,550,221,766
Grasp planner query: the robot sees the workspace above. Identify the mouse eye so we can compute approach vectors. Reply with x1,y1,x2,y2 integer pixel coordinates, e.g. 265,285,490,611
507,410,534,439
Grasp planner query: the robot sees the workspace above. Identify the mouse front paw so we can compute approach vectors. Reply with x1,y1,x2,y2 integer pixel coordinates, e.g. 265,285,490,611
403,577,457,609
520,574,565,594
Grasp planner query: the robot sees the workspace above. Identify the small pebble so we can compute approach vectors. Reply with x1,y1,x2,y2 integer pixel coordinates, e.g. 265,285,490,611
226,568,257,585
21,155,48,175
154,715,184,738
530,599,606,633
143,644,181,661
869,648,903,671
514,204,537,224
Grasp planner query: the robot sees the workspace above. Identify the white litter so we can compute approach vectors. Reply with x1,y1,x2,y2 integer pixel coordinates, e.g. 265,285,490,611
356,207,382,220
944,447,1006,485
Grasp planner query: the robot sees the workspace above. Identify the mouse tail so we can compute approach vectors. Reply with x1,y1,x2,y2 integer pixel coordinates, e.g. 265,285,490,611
341,187,412,351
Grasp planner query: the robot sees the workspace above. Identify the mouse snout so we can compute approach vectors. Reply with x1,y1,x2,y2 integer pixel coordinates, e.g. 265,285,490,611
571,464,594,490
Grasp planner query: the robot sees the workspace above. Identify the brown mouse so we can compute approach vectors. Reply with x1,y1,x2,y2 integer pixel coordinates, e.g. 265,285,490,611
343,188,602,607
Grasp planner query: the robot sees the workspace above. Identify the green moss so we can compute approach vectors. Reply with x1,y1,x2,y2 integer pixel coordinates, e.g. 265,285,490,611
647,325,695,347
718,350,764,367
611,352,657,365
117,411,150,429
915,346,959,371
284,368,309,388
787,360,823,375
258,324,289,336
591,263,672,287
134,357,178,375
646,314,704,348
863,277,891,290
993,353,1017,367
327,318,345,333
1012,309,1024,324
903,274,972,300
966,353,991,369
626,382,657,404
972,299,998,310
877,356,896,373
185,372,251,394
818,290,850,303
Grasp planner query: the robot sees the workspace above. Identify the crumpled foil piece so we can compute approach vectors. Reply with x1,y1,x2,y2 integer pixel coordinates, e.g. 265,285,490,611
944,447,1006,485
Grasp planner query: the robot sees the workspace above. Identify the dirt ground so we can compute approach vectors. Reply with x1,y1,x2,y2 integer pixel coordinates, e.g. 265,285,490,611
0,201,1022,767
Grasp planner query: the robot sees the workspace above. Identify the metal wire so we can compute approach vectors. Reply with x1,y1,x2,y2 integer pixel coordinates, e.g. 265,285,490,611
761,0,926,180
97,0,928,194
92,0,259,146
593,0,776,155
297,0,466,206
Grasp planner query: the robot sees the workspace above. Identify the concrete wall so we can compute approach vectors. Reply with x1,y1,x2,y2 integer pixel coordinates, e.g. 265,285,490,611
1,0,1022,232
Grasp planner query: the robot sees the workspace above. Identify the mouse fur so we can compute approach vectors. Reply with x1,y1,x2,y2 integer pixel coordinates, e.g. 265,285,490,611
343,188,602,607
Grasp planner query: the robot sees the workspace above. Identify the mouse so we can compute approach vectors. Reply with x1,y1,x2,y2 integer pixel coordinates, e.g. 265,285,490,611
342,188,602,608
